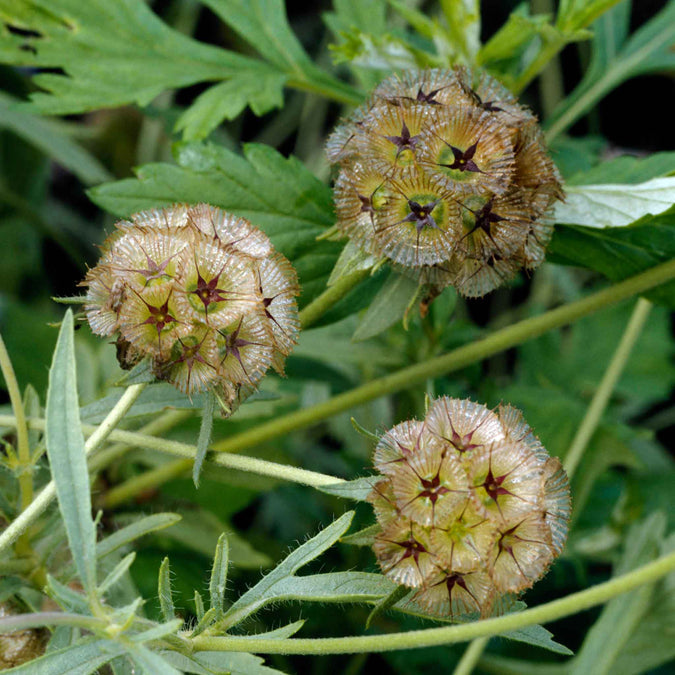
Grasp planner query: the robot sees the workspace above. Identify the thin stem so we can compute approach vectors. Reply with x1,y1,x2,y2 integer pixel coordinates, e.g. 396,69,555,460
94,258,675,506
298,268,371,330
0,383,148,556
0,334,33,511
88,409,192,474
0,612,106,634
189,547,675,655
453,637,490,675
564,298,652,479
286,73,364,108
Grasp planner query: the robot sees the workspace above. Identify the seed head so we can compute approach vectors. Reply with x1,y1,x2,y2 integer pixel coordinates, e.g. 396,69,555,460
368,397,571,619
329,67,563,298
81,204,300,412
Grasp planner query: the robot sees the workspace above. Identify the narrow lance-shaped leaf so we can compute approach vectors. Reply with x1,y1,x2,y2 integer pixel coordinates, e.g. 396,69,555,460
127,645,182,675
98,553,136,596
221,511,354,628
45,309,97,595
193,391,216,488
0,640,126,675
209,533,229,620
158,557,175,623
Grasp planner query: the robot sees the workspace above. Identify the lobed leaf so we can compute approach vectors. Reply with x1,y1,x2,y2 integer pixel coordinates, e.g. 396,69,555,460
88,141,341,308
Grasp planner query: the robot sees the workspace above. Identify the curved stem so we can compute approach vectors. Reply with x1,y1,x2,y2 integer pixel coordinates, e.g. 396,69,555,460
0,333,33,512
453,637,490,675
93,258,675,506
0,383,148,556
564,298,652,479
189,547,675,655
298,268,371,330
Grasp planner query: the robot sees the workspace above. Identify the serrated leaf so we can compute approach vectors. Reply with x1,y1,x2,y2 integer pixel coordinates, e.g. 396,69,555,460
0,92,111,185
554,177,675,228
158,557,175,623
0,0,280,116
175,72,287,142
209,533,229,620
193,392,216,488
352,271,420,341
45,309,97,595
221,511,353,627
1,639,125,675
88,141,341,308
549,205,675,308
547,1,675,139
318,476,378,501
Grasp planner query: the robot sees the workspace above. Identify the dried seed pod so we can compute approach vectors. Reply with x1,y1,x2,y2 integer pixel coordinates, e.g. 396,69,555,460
81,204,300,412
329,67,563,298
367,396,570,619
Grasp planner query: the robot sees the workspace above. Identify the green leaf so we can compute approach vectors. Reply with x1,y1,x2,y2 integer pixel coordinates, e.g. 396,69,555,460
341,522,380,546
502,624,573,656
352,271,420,341
1,640,125,675
221,511,354,627
130,619,183,644
158,557,176,623
547,1,675,140
611,533,675,675
438,0,481,61
95,513,181,560
98,552,136,595
194,591,206,622
88,141,341,308
161,510,271,569
127,645,182,675
549,206,675,307
366,584,409,629
0,0,281,115
194,651,289,675
201,0,360,104
0,92,111,185
557,0,625,31
209,534,229,620
327,241,378,287
568,151,675,185
45,309,97,594
234,619,305,640
318,476,378,501
571,513,666,674
193,392,216,488
554,177,675,227
175,72,287,142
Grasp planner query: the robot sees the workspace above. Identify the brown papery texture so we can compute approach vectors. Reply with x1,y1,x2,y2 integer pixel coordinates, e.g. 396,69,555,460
81,204,300,414
329,67,563,297
367,396,571,619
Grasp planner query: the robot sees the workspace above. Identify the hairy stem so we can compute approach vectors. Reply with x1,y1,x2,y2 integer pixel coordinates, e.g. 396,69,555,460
189,547,675,654
0,383,147,556
93,259,675,506
564,298,652,479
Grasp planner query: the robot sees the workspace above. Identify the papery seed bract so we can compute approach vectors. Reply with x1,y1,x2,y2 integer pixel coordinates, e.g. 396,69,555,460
81,204,300,412
367,396,570,621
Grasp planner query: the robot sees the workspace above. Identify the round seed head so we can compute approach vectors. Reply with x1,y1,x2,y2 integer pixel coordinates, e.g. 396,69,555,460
81,204,299,408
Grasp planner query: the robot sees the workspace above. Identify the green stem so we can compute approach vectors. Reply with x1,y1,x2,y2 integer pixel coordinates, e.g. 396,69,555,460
189,547,675,655
298,269,371,330
453,637,490,675
0,333,33,512
95,258,675,506
564,298,652,479
0,612,106,634
286,72,364,108
0,383,147,556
